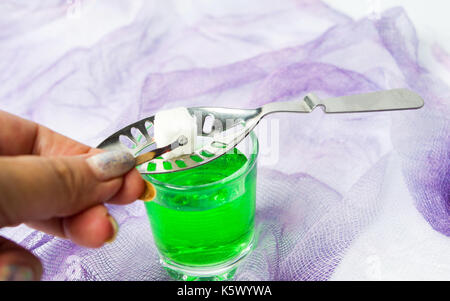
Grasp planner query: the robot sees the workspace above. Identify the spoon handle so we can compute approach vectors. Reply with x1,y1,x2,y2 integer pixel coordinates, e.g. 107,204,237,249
262,88,424,115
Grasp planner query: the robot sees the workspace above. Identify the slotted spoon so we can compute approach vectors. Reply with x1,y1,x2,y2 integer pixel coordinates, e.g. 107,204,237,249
97,88,424,174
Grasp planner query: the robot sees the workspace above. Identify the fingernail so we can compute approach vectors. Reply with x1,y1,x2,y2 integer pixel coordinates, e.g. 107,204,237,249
0,265,34,281
140,180,156,202
86,150,136,181
105,214,119,244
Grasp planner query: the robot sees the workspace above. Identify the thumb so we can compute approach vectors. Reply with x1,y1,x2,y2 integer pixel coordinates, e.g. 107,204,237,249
0,235,42,281
0,150,135,227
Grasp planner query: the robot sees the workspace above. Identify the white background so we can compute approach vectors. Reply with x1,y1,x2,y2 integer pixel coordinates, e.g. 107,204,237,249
323,0,450,86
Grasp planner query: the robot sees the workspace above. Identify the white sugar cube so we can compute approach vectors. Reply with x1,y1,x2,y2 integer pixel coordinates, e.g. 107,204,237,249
154,107,198,160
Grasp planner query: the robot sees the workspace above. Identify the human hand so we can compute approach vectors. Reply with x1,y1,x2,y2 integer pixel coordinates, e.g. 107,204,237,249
0,110,150,280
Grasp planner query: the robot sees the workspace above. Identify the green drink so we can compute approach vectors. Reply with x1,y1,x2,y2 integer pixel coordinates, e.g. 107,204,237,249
142,133,258,280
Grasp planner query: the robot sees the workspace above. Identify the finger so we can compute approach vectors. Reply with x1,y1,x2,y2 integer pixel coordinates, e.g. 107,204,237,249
62,204,118,248
0,236,42,281
31,125,91,157
108,168,145,205
25,218,66,239
26,205,119,248
86,148,146,204
0,150,135,227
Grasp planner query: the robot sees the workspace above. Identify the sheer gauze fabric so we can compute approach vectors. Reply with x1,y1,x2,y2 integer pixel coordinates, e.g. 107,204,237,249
0,0,448,280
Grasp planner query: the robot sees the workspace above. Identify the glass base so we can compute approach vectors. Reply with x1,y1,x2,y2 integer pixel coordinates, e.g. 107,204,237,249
164,266,237,281
160,238,254,281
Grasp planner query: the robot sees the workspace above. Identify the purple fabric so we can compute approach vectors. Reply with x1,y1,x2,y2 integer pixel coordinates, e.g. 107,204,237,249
0,1,448,280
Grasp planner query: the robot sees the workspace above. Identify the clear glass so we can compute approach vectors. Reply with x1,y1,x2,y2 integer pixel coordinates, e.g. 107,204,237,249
142,132,258,281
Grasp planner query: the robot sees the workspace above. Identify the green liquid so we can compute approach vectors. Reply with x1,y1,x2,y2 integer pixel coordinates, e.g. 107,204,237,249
143,150,256,267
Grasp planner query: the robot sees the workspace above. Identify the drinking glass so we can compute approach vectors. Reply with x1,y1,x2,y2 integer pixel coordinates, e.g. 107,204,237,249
142,132,258,280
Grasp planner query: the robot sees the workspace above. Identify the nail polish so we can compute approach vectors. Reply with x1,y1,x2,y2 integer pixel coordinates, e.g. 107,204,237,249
140,180,156,202
86,150,135,181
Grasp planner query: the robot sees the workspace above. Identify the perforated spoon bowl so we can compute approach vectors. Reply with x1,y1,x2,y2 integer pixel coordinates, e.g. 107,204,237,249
97,88,424,174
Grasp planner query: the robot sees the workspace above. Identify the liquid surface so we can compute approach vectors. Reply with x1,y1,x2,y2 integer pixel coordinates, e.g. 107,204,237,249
144,150,256,267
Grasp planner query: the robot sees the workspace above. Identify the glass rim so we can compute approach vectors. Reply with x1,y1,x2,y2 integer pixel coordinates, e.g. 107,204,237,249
143,131,259,190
